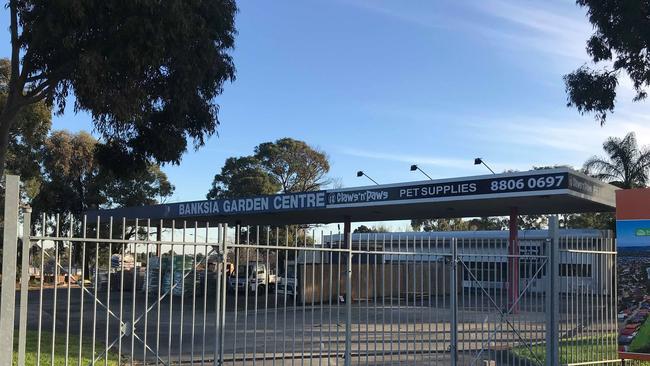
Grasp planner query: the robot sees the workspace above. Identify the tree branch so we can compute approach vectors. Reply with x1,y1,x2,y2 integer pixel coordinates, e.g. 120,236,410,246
24,80,51,100
25,72,47,83
9,0,20,86
21,85,51,106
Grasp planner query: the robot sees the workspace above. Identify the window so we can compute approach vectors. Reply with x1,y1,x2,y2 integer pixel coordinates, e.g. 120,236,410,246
520,260,545,279
560,264,592,278
463,262,508,282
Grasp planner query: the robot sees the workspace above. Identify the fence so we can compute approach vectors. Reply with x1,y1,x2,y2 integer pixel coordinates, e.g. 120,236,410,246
0,178,622,365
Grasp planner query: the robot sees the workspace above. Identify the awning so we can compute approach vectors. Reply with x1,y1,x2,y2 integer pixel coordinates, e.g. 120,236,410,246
85,167,617,225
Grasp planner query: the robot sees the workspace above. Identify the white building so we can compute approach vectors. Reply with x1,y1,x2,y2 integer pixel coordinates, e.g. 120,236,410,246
323,229,615,295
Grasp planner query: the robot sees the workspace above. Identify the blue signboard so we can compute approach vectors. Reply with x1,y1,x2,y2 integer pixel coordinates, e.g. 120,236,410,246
617,219,650,247
176,191,327,216
85,168,615,222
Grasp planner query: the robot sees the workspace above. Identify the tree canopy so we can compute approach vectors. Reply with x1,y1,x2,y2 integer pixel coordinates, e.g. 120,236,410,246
565,0,650,124
207,156,281,199
254,138,330,193
207,138,330,199
0,0,238,177
32,130,174,216
0,59,50,197
584,132,650,188
353,225,391,234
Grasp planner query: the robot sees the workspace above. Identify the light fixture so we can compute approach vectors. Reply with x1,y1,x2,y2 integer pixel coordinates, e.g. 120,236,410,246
356,171,379,185
474,157,496,174
410,164,433,180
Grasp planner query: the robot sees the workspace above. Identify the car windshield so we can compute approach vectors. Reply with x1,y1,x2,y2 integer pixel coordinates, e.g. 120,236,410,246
237,265,257,278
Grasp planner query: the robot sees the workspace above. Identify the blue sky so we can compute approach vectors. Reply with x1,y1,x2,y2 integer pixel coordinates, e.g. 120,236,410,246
2,0,650,205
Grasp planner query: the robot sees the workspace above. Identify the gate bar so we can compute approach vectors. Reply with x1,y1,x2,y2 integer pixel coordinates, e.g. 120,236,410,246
508,206,520,313
17,206,31,366
450,238,458,366
344,218,352,366
546,215,560,366
0,175,20,366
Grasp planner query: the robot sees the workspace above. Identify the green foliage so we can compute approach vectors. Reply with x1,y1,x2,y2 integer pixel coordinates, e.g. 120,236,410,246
207,156,281,199
12,330,119,366
505,215,547,230
411,218,470,232
353,224,391,233
466,217,507,231
34,130,99,213
561,212,615,230
32,130,174,216
254,138,330,192
565,1,650,123
630,318,650,353
0,59,51,198
411,215,548,232
584,132,650,188
511,334,618,365
0,0,238,176
207,138,330,199
97,164,175,208
564,67,617,125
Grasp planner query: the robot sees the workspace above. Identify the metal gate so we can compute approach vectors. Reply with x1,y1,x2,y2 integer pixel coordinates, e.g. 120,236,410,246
0,177,621,365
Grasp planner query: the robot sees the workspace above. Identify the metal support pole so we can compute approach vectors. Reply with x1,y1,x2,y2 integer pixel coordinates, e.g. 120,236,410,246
508,207,519,313
344,218,353,366
213,223,221,366
450,238,458,366
545,215,560,366
156,223,162,256
0,175,21,366
17,206,31,366
219,223,228,365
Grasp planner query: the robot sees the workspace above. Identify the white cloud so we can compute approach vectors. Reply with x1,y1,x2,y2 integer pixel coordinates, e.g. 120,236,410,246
346,0,447,30
344,0,650,168
337,146,521,173
348,0,591,65
469,0,591,65
462,113,650,170
478,119,609,153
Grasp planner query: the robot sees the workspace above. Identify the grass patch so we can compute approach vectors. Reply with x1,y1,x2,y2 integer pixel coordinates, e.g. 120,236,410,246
512,334,619,365
630,318,650,353
13,330,120,366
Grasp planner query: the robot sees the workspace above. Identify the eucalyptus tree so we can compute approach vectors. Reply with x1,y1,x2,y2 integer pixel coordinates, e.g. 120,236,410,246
0,0,237,177
565,1,650,124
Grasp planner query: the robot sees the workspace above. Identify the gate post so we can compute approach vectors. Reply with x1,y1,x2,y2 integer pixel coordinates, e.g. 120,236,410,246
17,206,31,366
219,223,228,365
0,175,21,366
344,218,353,366
545,215,560,366
213,223,222,366
450,238,458,366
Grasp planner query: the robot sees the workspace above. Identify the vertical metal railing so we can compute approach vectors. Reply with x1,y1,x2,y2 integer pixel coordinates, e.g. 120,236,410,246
0,175,20,366
450,237,458,366
546,215,560,366
17,206,32,366
344,221,353,366
0,176,623,366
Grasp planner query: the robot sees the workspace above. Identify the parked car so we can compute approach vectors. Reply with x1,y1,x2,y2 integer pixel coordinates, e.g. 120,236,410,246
276,266,298,297
228,262,276,294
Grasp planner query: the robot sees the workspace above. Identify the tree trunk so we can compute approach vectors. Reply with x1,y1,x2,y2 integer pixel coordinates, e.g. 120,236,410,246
1,0,28,179
0,105,19,178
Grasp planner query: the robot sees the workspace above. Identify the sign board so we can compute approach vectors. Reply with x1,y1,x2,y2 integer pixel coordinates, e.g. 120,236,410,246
170,170,602,218
85,168,616,224
636,228,650,237
616,188,650,360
